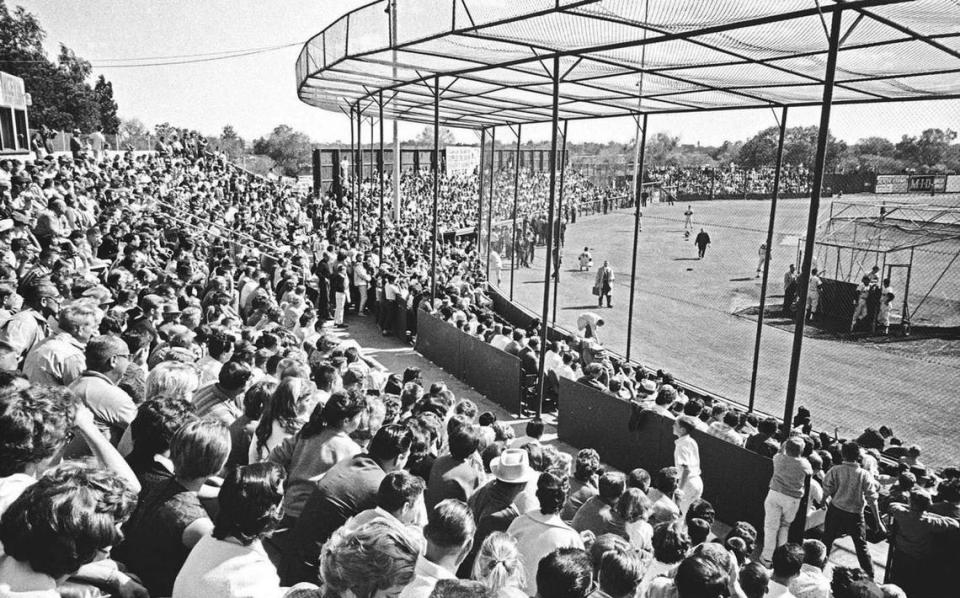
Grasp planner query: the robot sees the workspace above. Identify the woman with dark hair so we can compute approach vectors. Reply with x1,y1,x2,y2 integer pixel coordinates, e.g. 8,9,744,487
227,379,277,467
114,419,232,596
249,377,312,463
643,520,691,585
0,463,137,596
125,397,197,492
173,462,286,598
268,389,365,520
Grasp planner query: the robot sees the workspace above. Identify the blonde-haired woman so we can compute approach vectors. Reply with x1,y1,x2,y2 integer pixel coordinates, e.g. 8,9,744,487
471,532,527,598
145,361,200,402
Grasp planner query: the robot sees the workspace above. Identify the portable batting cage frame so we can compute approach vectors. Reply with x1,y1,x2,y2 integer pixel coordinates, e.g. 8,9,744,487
809,201,960,328
296,0,960,424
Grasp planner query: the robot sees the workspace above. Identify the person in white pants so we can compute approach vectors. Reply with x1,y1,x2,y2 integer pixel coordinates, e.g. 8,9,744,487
673,415,702,516
760,436,813,565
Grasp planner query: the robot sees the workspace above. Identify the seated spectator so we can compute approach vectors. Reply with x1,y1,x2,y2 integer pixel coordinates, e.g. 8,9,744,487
644,520,691,584
596,545,644,598
571,471,625,536
172,462,286,598
647,467,682,527
114,419,231,596
608,487,653,556
318,520,421,598
0,463,137,598
268,390,365,521
22,300,101,387
508,418,545,449
561,448,601,521
193,360,253,426
401,499,476,598
249,377,313,462
340,469,427,535
707,410,745,446
507,472,584,597
285,424,413,585
886,489,959,596
769,543,804,597
144,360,200,403
534,548,593,598
227,379,276,467
739,562,770,598
790,539,831,598
465,449,537,575
425,420,483,510
470,532,527,598
125,397,196,492
66,334,136,447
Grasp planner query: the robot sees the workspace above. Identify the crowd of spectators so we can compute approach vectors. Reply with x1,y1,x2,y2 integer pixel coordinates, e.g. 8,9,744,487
647,165,813,198
0,130,953,598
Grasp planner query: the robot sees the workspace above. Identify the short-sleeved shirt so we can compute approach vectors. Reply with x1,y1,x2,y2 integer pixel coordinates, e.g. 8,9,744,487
674,435,701,477
68,371,136,445
21,332,85,387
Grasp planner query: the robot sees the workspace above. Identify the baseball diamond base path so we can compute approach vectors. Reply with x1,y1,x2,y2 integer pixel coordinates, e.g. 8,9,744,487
505,196,960,467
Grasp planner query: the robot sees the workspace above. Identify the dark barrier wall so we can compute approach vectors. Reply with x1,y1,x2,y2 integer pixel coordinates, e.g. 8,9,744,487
415,312,523,414
558,378,772,530
819,278,858,322
487,285,573,343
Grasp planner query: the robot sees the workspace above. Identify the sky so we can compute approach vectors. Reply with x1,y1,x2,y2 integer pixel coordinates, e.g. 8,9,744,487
14,0,960,147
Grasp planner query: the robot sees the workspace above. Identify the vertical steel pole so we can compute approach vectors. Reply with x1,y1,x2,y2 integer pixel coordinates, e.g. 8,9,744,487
748,106,788,412
626,114,648,362
536,55,561,417
477,128,487,256
486,127,496,276
390,0,400,222
551,120,569,326
784,11,842,429
379,91,385,265
510,124,522,300
349,107,355,223
356,104,363,240
430,76,440,301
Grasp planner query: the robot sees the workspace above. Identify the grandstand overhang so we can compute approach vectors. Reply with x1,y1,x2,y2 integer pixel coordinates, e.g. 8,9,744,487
296,0,960,128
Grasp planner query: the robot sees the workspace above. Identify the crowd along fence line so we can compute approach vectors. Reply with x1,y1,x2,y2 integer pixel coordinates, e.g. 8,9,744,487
414,311,522,415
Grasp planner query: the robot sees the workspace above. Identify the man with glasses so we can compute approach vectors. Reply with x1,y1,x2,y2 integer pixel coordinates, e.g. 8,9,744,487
0,277,62,370
67,335,136,448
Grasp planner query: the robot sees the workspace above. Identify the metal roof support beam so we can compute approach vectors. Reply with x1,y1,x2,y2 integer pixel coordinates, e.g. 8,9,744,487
379,90,386,265
849,3,960,62
750,105,789,413
477,127,487,254
431,75,441,301
356,102,363,239
349,105,356,227
785,10,843,433
536,54,561,417
486,126,497,273
510,123,522,300
551,119,569,327
626,113,648,362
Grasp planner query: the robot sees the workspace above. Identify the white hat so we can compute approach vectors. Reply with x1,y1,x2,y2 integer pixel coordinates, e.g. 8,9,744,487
0,219,13,233
490,449,537,484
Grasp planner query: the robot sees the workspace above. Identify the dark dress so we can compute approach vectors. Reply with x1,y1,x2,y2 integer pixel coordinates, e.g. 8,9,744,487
112,479,208,597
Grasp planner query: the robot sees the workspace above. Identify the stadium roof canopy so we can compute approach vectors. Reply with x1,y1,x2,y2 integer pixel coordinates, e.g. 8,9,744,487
295,0,960,128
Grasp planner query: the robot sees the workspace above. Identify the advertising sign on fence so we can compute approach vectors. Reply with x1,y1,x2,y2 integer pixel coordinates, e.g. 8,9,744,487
445,145,480,177
875,174,909,194
947,175,960,193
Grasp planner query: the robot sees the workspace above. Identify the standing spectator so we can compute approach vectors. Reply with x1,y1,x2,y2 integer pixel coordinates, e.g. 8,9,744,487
761,436,813,565
783,264,798,314
694,229,711,259
332,263,349,328
69,128,83,160
789,540,832,598
807,268,823,322
739,562,770,598
400,499,476,598
594,260,614,308
886,490,959,597
821,441,885,578
595,546,645,598
89,126,106,160
507,472,584,597
673,415,702,515
647,466,682,528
